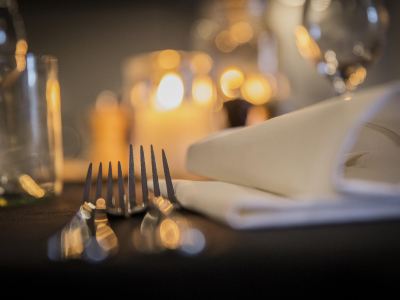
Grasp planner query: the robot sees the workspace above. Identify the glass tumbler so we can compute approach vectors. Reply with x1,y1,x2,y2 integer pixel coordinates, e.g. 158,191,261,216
0,53,63,205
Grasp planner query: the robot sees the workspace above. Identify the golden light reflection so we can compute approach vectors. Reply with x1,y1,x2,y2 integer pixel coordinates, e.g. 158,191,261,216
46,72,63,195
15,39,28,55
192,76,214,105
157,49,181,70
190,53,213,75
18,174,45,198
95,198,119,253
15,39,28,71
196,19,217,40
230,21,254,44
215,30,237,53
15,55,26,72
155,73,184,111
132,201,206,255
241,74,272,105
295,25,321,61
246,105,269,126
159,218,181,250
153,196,174,215
95,90,118,111
48,199,120,262
348,66,367,89
130,81,149,107
220,67,244,99
62,226,85,258
0,198,7,207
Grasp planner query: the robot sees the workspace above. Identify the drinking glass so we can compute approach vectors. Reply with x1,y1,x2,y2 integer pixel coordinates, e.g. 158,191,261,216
0,53,63,206
296,0,389,97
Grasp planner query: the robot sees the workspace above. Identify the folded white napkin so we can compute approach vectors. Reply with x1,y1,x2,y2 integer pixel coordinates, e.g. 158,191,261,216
149,180,400,229
149,81,400,229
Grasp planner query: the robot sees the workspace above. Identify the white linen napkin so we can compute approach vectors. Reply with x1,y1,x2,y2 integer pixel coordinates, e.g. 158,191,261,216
149,180,400,229
148,81,400,229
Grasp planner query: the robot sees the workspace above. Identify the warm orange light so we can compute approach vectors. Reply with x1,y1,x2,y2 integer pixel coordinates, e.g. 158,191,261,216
155,73,184,111
192,76,214,105
15,39,28,55
95,90,118,111
190,53,213,75
295,25,321,61
63,227,85,258
130,81,149,107
230,21,254,44
15,39,28,71
157,49,181,70
241,74,272,105
46,76,63,194
0,198,7,207
220,67,244,98
246,106,269,126
159,218,181,249
348,66,367,89
215,30,237,53
18,174,46,198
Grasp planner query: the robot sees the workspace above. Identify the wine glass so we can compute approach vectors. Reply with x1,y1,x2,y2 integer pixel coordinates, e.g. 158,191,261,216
296,0,389,98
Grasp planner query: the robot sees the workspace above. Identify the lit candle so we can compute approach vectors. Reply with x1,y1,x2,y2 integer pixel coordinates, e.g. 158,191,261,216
125,50,223,178
133,103,216,179
90,91,129,170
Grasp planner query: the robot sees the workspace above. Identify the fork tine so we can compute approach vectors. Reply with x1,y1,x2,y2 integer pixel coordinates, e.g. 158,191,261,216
128,144,136,209
162,149,176,203
117,161,126,214
95,162,103,202
150,145,160,197
82,162,92,203
106,161,113,208
140,145,148,205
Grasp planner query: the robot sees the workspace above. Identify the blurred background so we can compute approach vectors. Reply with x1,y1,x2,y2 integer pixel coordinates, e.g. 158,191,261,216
15,0,400,178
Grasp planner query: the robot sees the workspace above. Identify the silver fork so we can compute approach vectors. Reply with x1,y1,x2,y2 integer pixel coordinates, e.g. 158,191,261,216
104,144,147,217
82,145,146,217
148,144,179,213
82,144,177,217
134,146,206,255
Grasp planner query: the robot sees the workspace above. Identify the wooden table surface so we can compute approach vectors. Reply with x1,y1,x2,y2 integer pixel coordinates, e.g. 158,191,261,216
1,183,399,294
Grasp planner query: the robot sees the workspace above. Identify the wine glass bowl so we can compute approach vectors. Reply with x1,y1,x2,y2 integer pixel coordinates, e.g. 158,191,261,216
296,0,389,94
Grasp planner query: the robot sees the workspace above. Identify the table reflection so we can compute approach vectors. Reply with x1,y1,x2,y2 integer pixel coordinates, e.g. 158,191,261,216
48,196,206,263
132,197,206,255
47,198,118,263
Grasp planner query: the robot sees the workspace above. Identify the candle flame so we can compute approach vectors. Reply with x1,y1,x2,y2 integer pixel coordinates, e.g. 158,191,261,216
241,74,272,105
155,73,184,111
192,76,214,105
220,67,244,99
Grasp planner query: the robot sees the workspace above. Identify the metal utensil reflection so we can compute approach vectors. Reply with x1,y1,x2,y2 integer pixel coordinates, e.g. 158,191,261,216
47,201,94,261
132,146,205,255
47,165,118,262
94,198,118,254
132,199,206,255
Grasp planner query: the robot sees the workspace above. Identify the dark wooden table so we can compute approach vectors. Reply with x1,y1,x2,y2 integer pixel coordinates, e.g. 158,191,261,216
1,183,399,294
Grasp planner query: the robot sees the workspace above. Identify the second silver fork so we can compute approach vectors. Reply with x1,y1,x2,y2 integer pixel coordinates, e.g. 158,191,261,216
87,145,147,217
85,144,178,218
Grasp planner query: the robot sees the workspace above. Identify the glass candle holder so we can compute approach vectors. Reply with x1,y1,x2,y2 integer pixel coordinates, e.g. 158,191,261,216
191,0,289,105
0,53,63,205
123,49,224,178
